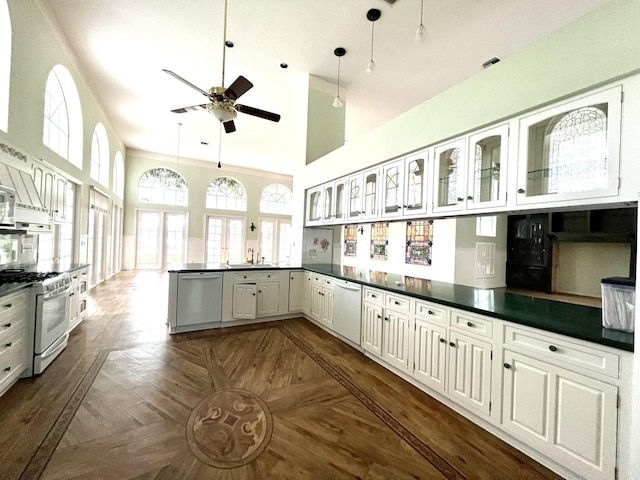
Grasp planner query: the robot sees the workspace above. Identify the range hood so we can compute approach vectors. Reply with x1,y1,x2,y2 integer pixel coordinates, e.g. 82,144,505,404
0,162,50,227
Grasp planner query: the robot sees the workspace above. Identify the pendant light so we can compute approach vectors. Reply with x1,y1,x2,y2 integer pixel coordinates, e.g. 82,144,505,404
332,47,346,108
175,122,182,169
415,0,426,43
217,122,222,168
366,9,381,74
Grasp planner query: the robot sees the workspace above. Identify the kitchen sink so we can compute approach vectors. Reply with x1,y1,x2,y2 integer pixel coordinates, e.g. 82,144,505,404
225,263,274,269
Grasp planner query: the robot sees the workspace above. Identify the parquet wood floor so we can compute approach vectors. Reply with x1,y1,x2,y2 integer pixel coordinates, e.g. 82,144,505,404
0,271,562,479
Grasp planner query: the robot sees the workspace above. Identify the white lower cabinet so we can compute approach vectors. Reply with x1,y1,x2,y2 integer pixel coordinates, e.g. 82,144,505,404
256,282,279,317
0,290,29,398
288,271,304,312
362,288,411,373
308,273,334,329
232,283,257,319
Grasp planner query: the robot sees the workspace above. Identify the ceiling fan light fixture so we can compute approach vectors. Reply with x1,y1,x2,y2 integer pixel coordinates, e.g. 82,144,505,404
333,47,346,109
415,0,426,43
207,101,237,122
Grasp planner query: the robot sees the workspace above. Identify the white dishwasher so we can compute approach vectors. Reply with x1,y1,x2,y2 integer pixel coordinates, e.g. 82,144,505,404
332,279,362,346
175,272,223,333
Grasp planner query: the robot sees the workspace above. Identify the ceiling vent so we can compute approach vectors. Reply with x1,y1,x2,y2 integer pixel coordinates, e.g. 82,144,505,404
482,57,501,69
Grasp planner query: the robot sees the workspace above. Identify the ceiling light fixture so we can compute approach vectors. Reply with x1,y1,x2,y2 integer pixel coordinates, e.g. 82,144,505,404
176,122,182,168
415,0,426,43
366,9,381,74
332,47,346,108
217,123,222,168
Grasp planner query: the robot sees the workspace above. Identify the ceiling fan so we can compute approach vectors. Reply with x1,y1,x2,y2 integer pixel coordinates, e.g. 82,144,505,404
163,0,280,133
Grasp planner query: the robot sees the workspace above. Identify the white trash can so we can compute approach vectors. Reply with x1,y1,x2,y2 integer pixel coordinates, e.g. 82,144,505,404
601,277,636,332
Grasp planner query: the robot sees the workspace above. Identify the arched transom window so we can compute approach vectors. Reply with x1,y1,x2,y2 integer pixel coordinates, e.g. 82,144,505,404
137,167,188,206
206,177,247,211
260,184,292,214
0,0,11,132
43,65,83,167
91,122,109,187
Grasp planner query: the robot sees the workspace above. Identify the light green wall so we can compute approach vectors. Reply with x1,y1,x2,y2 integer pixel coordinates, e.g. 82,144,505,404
1,0,126,245
306,76,345,164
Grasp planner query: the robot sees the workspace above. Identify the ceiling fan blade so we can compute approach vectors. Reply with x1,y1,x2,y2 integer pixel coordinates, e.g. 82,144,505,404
170,104,208,114
236,104,281,122
224,76,253,101
223,120,236,133
162,69,210,98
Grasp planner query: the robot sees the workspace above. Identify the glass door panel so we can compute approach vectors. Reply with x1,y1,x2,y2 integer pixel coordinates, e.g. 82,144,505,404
382,160,403,218
164,213,187,265
404,151,429,216
334,180,346,222
467,124,508,210
348,174,363,220
206,216,245,264
434,139,465,213
323,184,334,222
362,168,379,219
136,211,162,269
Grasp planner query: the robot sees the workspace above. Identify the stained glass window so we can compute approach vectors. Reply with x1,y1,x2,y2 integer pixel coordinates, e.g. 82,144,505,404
405,158,424,210
370,222,389,261
364,172,378,216
344,224,358,257
137,168,188,206
406,220,433,265
438,147,460,207
384,165,400,214
349,177,361,216
206,176,247,211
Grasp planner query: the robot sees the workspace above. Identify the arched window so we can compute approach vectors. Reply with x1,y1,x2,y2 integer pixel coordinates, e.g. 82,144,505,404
137,167,188,206
206,177,247,211
113,151,124,198
90,123,109,187
43,65,83,167
0,0,11,132
546,106,608,194
260,184,292,214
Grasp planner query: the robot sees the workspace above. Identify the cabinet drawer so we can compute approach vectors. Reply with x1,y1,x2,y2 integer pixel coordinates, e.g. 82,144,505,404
385,293,411,313
363,288,384,305
233,272,257,283
414,300,449,324
0,291,27,322
504,325,619,378
450,309,494,339
257,272,278,282
0,334,25,394
320,276,334,289
310,274,324,285
0,308,26,343
0,328,24,361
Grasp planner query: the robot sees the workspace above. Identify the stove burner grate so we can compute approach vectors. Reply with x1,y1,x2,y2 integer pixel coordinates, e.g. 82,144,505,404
0,269,61,285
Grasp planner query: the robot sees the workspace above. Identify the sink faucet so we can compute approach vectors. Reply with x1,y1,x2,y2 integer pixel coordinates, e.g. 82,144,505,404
247,248,254,264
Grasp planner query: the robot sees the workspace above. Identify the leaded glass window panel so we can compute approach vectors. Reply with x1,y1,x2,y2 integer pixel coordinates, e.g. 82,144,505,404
344,224,358,257
526,104,608,196
206,176,247,211
91,123,109,187
349,177,362,217
364,172,378,216
137,168,188,206
473,136,501,203
437,147,460,207
405,158,424,210
43,69,69,159
406,220,433,265
370,222,389,261
260,183,292,214
384,165,400,214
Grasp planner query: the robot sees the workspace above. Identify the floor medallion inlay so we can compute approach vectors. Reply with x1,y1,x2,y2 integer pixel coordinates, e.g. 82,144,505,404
186,388,273,469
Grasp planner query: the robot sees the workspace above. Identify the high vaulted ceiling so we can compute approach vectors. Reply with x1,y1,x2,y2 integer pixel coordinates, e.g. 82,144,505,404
37,0,608,175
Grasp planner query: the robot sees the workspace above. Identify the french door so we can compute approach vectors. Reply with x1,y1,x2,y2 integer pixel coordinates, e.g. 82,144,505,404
135,210,187,269
259,218,291,264
205,216,245,264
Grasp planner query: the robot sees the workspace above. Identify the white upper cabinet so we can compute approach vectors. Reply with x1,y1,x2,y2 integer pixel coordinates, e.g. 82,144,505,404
334,178,347,223
361,166,380,220
381,158,405,219
466,124,508,210
347,172,364,221
305,186,323,226
402,150,430,217
516,86,622,206
433,138,466,214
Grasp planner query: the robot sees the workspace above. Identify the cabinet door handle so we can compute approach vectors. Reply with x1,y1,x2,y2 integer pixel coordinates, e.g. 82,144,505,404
243,275,247,279
548,345,557,352
428,310,434,315
449,342,455,347
466,321,473,327
377,314,382,319
517,188,525,194
252,293,256,296
4,303,11,308
371,294,377,298
2,323,10,328
5,342,12,348
4,366,10,372
504,363,511,369
456,197,464,202
291,277,294,280
258,290,262,293
439,338,446,343
466,195,473,200
384,317,389,321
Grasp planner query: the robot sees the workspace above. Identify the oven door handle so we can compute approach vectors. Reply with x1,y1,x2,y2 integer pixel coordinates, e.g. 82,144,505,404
40,331,70,360
44,287,73,302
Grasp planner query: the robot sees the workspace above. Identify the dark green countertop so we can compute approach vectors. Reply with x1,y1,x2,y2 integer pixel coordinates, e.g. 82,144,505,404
303,264,634,352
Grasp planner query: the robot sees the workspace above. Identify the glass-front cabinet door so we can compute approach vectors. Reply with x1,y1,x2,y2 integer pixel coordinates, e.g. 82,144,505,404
322,183,334,222
516,86,622,205
347,173,363,221
466,124,508,210
403,150,429,217
381,158,404,219
362,167,380,220
305,187,323,226
433,138,466,213
333,178,347,223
